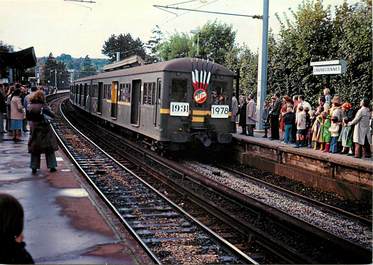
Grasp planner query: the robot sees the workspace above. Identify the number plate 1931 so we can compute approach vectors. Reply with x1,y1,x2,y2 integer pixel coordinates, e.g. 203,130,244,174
211,105,229,118
170,102,190,116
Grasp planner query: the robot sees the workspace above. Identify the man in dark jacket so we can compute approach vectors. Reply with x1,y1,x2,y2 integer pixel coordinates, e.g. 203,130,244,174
269,92,281,140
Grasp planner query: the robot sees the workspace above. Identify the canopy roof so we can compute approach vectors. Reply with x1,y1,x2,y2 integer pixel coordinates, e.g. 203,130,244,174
0,47,37,69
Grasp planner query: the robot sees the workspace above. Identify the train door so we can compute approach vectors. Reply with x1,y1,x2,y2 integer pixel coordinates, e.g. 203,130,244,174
111,81,119,118
154,78,161,127
131,79,141,125
97,82,103,113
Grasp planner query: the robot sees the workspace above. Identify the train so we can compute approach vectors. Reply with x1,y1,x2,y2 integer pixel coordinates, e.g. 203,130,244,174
69,57,235,151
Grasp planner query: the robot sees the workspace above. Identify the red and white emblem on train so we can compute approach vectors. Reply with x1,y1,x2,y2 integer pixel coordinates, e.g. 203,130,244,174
191,60,212,104
193,88,207,104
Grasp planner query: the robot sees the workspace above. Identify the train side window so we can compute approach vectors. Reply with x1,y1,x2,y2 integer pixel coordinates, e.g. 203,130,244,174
171,79,187,102
119,83,131,102
210,81,227,105
143,82,156,105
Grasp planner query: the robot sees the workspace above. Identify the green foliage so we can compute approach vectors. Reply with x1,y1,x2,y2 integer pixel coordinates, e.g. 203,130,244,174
145,25,163,63
102,33,146,62
0,41,13,53
43,53,69,88
155,21,236,65
268,0,371,106
192,21,236,65
156,33,192,61
79,55,97,78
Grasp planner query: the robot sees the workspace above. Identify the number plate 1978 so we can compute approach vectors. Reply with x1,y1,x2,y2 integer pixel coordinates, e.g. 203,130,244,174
211,105,229,118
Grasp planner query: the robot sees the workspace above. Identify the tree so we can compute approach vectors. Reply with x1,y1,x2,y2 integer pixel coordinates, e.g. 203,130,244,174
79,55,96,78
329,0,372,105
145,25,163,63
0,41,13,53
43,53,69,88
102,33,146,62
156,33,192,61
267,0,371,106
192,21,237,64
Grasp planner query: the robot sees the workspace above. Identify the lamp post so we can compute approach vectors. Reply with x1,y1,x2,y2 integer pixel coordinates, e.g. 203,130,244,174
256,0,269,130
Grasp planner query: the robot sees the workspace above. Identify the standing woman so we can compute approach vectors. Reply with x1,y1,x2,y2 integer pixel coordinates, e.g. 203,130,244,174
10,89,24,142
231,93,239,133
246,94,256,136
348,98,372,158
27,90,58,174
238,95,247,135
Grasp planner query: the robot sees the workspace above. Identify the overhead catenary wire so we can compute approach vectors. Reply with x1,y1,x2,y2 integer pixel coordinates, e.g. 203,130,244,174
153,4,262,19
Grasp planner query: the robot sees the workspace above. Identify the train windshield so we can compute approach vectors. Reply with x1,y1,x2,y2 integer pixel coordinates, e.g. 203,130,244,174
171,79,187,101
210,81,227,105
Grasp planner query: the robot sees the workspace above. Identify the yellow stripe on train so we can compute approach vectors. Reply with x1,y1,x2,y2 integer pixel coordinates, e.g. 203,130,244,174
192,116,205,123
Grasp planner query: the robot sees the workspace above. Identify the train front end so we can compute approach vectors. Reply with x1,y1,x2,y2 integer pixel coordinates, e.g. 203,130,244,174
165,59,234,148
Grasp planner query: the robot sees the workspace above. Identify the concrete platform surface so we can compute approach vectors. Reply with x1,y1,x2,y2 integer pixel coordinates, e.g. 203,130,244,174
0,133,152,264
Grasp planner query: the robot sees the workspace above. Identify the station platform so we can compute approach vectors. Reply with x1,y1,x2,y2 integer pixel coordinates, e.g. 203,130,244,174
0,132,151,264
232,129,373,200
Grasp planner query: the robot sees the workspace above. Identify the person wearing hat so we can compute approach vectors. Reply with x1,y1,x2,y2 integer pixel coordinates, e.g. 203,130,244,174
348,98,372,158
330,95,343,122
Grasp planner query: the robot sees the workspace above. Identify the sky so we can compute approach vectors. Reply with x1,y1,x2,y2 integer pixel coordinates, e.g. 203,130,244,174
0,0,357,59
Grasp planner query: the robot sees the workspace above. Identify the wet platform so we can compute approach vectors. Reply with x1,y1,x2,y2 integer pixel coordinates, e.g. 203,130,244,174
232,129,373,200
0,132,151,264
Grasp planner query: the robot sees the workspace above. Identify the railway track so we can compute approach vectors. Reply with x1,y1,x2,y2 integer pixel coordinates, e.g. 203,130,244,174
48,96,256,264
49,95,372,264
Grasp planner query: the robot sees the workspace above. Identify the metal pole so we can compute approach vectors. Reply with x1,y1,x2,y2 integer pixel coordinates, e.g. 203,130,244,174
256,0,269,130
55,70,57,90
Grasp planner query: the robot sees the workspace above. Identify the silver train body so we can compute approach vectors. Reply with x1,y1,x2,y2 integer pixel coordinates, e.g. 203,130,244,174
70,58,235,149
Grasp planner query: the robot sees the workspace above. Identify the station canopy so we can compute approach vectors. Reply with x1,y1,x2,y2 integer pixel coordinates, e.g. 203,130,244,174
0,47,36,69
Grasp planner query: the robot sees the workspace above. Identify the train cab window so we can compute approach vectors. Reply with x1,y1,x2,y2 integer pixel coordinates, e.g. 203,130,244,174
143,82,155,105
210,82,227,105
171,79,187,102
119,83,131,102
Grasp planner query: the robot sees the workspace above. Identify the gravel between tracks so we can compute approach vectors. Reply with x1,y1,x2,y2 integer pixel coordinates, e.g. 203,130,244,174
183,161,372,249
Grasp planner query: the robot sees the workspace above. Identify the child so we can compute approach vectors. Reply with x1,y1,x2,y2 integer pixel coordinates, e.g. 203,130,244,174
322,113,332,152
283,106,295,144
329,116,340,153
295,105,306,148
339,117,353,154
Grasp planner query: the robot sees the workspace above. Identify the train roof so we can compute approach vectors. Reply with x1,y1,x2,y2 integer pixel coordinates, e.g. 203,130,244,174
75,57,235,83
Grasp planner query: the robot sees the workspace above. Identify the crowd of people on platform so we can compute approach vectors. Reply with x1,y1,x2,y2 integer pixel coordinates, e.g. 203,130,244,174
0,83,58,174
232,88,372,159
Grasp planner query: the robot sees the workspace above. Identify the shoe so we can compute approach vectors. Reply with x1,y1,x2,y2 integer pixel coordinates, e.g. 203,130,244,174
32,168,37,174
262,135,267,138
50,168,57,172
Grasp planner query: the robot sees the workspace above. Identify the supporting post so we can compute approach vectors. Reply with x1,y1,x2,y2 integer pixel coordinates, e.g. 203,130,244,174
256,0,269,130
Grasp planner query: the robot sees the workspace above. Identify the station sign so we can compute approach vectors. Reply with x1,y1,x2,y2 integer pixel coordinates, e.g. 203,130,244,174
310,60,347,75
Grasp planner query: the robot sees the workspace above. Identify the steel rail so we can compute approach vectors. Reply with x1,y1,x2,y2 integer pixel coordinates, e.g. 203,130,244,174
52,97,257,265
